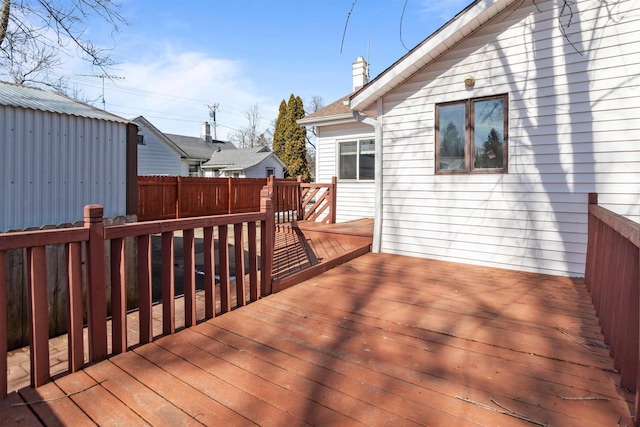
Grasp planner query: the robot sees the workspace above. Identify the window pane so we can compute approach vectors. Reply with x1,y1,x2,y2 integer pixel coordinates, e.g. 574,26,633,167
439,103,466,170
359,139,375,180
473,98,505,169
339,141,357,180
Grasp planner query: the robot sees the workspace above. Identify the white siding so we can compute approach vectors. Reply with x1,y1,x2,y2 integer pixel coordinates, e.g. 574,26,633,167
244,157,284,178
137,129,182,175
1,106,128,231
379,0,640,276
316,122,376,222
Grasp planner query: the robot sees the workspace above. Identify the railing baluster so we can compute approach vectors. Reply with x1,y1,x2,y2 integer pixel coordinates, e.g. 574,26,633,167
203,226,215,319
162,231,175,335
219,225,231,313
234,223,246,307
248,222,258,302
0,250,7,398
183,229,196,327
67,242,84,372
137,235,153,344
27,246,49,387
111,238,127,354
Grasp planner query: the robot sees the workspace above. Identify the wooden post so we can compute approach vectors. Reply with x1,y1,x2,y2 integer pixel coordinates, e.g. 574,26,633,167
111,238,127,354
203,226,215,319
183,229,196,327
330,176,337,224
297,176,303,221
84,204,107,362
176,176,182,219
234,223,246,307
260,186,274,296
137,235,153,344
219,225,231,313
67,243,84,372
0,250,7,398
27,246,50,387
161,231,175,335
228,177,233,214
636,241,640,424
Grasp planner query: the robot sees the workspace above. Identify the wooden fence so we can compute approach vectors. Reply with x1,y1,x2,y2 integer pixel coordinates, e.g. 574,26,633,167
0,191,275,398
584,193,640,421
138,176,267,221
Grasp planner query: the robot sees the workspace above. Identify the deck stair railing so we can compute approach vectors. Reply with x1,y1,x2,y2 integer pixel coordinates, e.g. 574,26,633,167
584,193,640,421
0,188,275,398
270,176,337,227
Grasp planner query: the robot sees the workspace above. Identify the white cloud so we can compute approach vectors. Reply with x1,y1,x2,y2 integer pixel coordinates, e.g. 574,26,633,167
67,48,274,140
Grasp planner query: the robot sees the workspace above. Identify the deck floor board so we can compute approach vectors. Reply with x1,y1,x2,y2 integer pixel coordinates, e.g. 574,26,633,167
1,248,633,425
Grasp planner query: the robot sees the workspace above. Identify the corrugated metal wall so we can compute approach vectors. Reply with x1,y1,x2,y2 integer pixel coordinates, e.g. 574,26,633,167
1,106,128,231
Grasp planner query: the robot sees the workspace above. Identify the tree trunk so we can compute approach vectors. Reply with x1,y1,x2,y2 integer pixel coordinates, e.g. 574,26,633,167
0,0,9,47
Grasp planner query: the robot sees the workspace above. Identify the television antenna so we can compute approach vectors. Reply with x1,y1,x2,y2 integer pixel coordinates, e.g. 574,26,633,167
207,103,219,140
75,74,125,110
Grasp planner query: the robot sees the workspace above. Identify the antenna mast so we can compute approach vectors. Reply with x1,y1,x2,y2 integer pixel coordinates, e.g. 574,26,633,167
75,74,125,110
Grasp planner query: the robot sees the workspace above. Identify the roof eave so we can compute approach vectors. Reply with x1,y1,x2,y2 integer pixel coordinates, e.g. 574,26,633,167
297,113,354,127
350,0,516,111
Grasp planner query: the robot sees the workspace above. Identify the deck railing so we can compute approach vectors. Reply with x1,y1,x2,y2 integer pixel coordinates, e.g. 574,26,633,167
584,193,640,419
138,176,267,221
270,176,337,225
0,189,275,398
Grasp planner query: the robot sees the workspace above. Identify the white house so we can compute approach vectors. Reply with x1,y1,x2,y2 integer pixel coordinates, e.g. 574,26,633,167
133,115,186,175
201,145,285,178
135,118,236,177
305,0,640,277
166,122,237,177
299,57,376,223
0,81,137,232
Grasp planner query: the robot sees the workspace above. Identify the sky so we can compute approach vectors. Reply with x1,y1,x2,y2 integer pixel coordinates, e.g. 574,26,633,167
48,0,471,140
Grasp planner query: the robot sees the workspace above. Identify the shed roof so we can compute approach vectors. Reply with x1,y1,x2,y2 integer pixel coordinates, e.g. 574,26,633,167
0,80,131,123
165,134,236,161
202,146,284,171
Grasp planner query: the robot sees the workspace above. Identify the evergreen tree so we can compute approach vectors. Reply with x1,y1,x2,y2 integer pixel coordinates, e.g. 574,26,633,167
272,100,287,160
272,94,311,181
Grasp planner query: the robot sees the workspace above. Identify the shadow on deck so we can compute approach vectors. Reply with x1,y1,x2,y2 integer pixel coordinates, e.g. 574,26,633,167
2,252,633,426
272,218,373,293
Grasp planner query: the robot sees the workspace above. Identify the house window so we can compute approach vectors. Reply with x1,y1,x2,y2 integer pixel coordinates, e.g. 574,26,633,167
338,138,375,181
232,172,240,178
266,167,275,177
188,164,199,177
137,132,145,145
435,94,508,174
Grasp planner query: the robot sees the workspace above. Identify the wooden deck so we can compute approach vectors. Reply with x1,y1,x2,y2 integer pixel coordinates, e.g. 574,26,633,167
272,218,373,292
2,252,632,426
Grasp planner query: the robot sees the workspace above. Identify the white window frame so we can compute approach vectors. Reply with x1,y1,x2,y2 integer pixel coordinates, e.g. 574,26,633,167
337,137,375,181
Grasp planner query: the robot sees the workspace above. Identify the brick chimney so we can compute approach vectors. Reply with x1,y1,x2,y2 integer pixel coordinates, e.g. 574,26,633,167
202,121,212,143
352,56,369,91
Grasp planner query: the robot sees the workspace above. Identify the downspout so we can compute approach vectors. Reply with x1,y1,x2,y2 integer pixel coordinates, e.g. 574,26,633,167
353,98,383,253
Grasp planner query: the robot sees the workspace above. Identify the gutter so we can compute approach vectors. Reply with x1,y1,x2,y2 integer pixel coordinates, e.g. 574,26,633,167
353,98,383,253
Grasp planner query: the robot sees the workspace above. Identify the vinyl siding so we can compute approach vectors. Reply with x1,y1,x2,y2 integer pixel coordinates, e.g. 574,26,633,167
378,0,640,276
244,157,285,178
137,130,182,176
1,106,127,231
316,122,376,222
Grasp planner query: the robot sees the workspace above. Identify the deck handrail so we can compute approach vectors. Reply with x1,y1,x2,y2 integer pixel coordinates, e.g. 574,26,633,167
584,192,640,421
270,176,337,225
0,188,274,398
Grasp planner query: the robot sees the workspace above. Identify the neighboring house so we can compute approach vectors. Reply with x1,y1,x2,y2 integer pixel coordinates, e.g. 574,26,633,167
133,116,187,175
0,81,137,232
299,57,375,223
166,122,236,177
201,145,285,178
303,0,640,277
